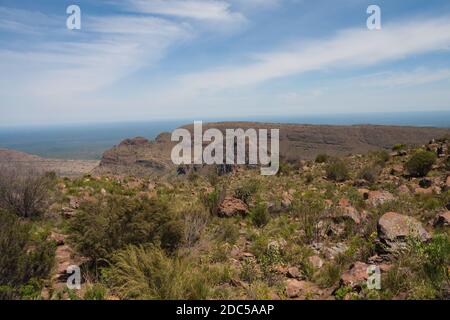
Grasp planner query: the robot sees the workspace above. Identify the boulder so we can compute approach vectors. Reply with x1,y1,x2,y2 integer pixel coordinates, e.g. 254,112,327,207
414,187,433,195
340,262,369,288
378,212,430,250
308,255,324,269
287,267,301,279
49,232,66,246
367,191,395,207
286,279,321,299
433,211,450,228
218,197,249,217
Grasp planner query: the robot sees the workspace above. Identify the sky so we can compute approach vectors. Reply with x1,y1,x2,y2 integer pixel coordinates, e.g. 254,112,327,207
1,0,450,126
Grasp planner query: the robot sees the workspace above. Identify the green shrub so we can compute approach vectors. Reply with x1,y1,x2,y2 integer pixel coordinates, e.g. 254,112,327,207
444,157,450,171
372,150,390,167
326,159,349,182
291,193,326,243
357,165,380,183
250,202,270,228
201,185,226,216
69,195,184,262
105,245,183,299
214,219,239,244
405,151,437,177
234,179,260,205
392,144,406,151
315,154,329,164
83,284,107,300
0,211,55,299
105,245,228,300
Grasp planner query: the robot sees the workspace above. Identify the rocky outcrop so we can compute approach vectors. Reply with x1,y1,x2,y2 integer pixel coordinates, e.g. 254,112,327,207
94,123,450,176
218,197,249,217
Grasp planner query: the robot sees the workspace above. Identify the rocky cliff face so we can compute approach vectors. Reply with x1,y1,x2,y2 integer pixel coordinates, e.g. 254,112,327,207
96,123,450,176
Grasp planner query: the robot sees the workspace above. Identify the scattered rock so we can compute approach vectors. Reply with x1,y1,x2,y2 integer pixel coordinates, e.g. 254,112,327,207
49,232,66,246
367,191,395,207
433,211,450,228
218,197,249,217
287,267,301,279
414,187,433,195
377,212,430,251
308,255,324,269
340,262,369,289
286,279,321,299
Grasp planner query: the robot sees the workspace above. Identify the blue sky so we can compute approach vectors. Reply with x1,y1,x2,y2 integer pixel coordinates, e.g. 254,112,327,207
1,0,450,126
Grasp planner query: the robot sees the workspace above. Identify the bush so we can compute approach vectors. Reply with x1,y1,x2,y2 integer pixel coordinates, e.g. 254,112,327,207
234,179,260,205
183,208,209,248
291,193,326,243
392,144,406,151
201,185,226,216
326,159,349,182
250,202,270,228
357,165,380,183
0,210,55,299
405,151,437,177
105,245,183,299
105,245,228,300
0,167,53,218
69,195,184,262
315,154,329,164
371,150,390,167
444,157,450,171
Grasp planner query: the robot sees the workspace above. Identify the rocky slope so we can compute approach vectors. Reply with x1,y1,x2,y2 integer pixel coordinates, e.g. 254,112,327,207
96,123,450,176
0,148,99,177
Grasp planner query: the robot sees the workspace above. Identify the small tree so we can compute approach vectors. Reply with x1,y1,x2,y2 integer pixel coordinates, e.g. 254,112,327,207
405,151,437,177
0,166,53,218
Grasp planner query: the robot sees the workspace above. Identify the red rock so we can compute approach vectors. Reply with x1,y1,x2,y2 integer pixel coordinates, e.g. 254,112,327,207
287,267,301,279
218,197,249,217
308,255,324,269
340,262,369,288
338,198,351,207
286,280,321,299
415,187,433,195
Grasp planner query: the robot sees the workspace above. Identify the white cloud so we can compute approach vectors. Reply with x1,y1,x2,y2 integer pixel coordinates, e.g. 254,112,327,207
123,0,246,23
178,15,450,92
0,12,191,97
357,68,450,88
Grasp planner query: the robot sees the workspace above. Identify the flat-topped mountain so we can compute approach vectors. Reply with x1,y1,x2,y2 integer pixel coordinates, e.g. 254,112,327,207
0,148,99,177
96,123,450,176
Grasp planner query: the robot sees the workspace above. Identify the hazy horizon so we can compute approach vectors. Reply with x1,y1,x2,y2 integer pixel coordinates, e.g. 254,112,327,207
1,110,449,160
